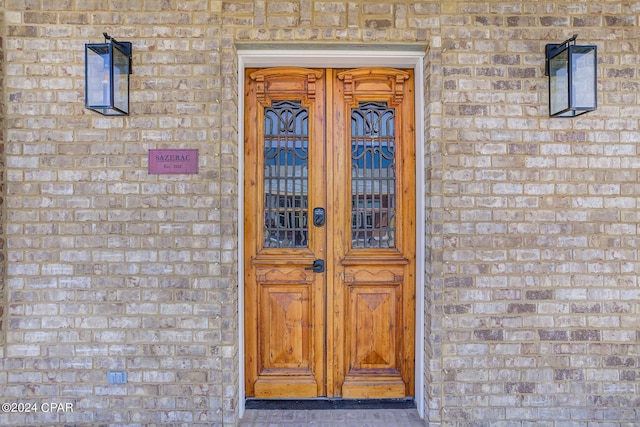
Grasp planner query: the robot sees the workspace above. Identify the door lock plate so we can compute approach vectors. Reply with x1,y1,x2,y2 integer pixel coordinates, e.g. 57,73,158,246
313,207,325,227
305,259,325,273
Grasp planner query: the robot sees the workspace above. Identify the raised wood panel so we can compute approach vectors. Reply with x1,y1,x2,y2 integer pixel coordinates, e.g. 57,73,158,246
250,67,323,103
259,285,310,370
256,266,315,284
336,68,410,102
254,376,319,399
344,267,404,285
253,275,321,398
349,288,398,370
341,377,406,399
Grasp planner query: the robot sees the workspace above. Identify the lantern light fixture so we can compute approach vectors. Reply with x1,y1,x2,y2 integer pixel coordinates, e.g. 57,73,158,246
545,34,597,118
85,33,132,116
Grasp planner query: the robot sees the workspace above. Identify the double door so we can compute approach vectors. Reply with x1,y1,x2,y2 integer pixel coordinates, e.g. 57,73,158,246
244,67,415,399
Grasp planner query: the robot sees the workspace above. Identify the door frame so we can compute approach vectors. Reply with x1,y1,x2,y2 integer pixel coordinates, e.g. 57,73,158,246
237,45,426,419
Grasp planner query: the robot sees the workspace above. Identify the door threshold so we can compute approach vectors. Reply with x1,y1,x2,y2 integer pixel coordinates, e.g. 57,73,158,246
245,398,415,410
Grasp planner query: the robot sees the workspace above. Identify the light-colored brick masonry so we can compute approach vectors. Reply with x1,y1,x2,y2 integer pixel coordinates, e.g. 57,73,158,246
0,1,639,426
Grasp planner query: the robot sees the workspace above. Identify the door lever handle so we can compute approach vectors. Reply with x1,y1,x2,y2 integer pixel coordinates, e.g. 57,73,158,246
305,259,325,273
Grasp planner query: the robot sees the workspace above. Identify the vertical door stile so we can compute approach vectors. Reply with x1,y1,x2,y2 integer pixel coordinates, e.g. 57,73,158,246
311,71,327,398
328,68,348,396
244,76,259,394
324,68,337,398
326,70,347,397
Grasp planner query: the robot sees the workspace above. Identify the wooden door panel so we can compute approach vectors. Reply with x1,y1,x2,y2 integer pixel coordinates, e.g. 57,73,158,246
245,68,326,398
259,285,311,369
350,288,397,369
254,269,319,398
330,68,415,398
341,267,406,398
256,267,314,372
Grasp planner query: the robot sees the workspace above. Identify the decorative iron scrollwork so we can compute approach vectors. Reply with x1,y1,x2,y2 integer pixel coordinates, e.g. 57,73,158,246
351,102,396,249
263,100,309,249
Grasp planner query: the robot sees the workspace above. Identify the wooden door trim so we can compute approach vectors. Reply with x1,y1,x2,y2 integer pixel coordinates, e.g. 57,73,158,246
237,48,426,419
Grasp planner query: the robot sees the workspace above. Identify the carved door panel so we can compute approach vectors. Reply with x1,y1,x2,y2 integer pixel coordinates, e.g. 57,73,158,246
244,68,415,399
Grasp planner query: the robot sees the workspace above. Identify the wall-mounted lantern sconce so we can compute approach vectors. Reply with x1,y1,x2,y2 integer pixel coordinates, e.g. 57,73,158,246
85,33,132,116
545,34,597,118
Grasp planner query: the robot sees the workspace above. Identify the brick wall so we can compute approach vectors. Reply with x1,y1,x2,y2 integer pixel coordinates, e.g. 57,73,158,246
0,1,639,426
0,0,6,350
436,2,640,425
1,1,235,425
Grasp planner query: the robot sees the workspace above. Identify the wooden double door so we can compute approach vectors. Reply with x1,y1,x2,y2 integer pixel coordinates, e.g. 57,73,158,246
244,67,415,399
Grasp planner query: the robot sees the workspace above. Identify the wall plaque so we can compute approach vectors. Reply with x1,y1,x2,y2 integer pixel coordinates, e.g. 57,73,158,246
148,149,198,174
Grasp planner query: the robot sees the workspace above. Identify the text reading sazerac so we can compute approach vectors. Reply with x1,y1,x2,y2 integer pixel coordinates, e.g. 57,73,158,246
155,154,191,161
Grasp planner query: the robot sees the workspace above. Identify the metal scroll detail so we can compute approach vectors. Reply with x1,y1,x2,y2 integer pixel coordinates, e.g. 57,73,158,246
351,102,396,249
263,101,309,248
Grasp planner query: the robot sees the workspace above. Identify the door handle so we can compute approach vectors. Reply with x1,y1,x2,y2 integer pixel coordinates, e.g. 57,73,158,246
305,259,325,273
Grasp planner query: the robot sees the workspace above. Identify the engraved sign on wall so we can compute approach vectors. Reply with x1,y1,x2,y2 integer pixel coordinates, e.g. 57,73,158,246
148,149,198,174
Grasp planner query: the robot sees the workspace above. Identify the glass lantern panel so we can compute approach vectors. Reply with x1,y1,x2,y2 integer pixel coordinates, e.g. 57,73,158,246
86,45,111,109
549,49,569,116
571,46,596,110
112,45,130,115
